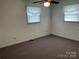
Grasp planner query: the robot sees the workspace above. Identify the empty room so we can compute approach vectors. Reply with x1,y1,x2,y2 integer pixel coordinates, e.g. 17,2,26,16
0,0,79,59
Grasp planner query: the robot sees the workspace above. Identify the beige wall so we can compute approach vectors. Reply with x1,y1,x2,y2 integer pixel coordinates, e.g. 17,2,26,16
0,0,51,48
52,0,79,41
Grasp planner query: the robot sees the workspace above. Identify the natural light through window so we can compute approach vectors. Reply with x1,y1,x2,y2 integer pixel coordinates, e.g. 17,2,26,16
26,7,41,23
64,4,79,22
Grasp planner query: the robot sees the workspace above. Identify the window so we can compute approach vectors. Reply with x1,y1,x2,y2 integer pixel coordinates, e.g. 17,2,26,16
26,7,41,24
64,4,79,22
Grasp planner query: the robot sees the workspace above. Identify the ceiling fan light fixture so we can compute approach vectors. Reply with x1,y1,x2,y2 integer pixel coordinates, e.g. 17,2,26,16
44,2,50,7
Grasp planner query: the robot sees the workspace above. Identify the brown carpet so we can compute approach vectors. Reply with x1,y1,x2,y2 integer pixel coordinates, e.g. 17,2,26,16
0,35,79,59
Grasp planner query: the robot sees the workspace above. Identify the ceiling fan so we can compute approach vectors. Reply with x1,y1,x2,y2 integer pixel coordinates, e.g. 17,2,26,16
32,0,59,7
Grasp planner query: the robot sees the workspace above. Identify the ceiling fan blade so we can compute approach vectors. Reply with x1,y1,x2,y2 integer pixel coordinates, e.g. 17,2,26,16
51,1,59,4
32,1,42,4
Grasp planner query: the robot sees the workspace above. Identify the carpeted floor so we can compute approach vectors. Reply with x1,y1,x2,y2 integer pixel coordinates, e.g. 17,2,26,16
0,35,79,59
